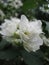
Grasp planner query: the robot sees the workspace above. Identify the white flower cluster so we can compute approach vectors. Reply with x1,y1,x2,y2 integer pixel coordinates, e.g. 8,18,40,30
0,0,23,8
0,15,43,52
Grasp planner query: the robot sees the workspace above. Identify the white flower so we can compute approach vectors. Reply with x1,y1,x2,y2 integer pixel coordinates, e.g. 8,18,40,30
1,0,23,8
12,0,23,8
0,17,20,42
0,14,43,51
19,15,43,52
0,17,20,36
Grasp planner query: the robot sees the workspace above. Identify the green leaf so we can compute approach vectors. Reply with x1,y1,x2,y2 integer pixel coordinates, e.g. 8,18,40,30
0,46,20,60
35,50,44,59
0,39,20,60
21,49,43,65
22,0,37,12
22,0,47,12
45,22,49,32
0,39,9,50
42,20,49,37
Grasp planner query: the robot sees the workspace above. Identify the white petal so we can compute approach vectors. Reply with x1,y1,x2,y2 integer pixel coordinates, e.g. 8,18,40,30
19,15,29,32
23,35,43,52
21,15,29,22
29,20,42,34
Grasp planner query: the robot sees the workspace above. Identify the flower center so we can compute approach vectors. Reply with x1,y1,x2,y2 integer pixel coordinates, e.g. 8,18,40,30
24,31,30,35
